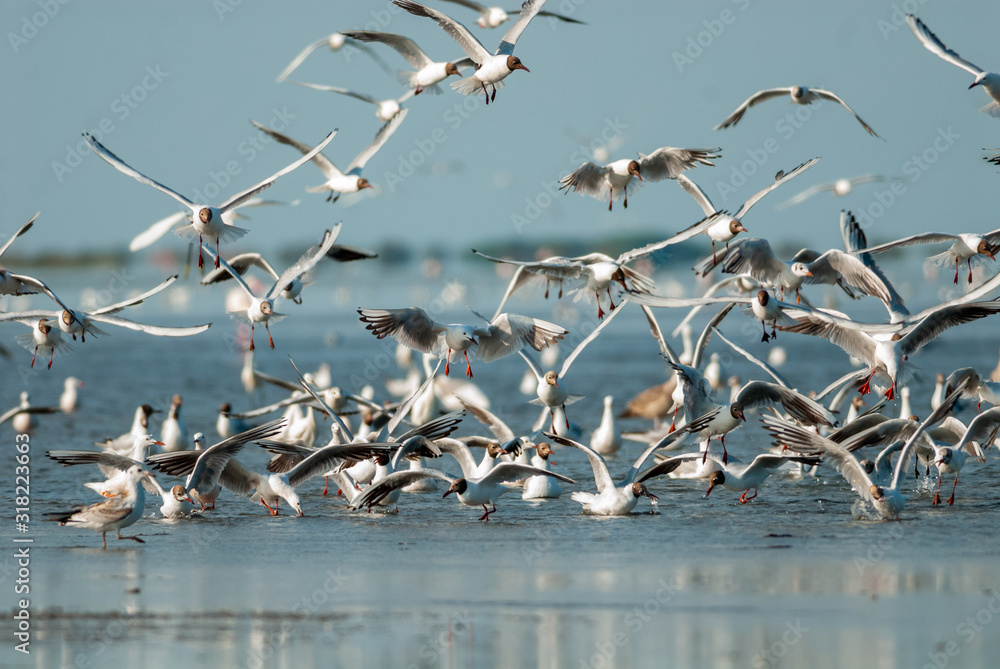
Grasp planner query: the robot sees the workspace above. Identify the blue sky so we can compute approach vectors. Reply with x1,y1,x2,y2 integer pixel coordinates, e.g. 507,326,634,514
2,1,998,263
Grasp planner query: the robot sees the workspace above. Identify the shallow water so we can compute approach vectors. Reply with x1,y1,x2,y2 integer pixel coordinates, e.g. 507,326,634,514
3,262,1000,669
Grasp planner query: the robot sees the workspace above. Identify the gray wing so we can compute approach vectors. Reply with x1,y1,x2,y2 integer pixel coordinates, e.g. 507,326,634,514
690,303,734,370
435,437,484,478
187,419,287,490
478,461,575,486
901,299,1000,357
392,1,491,61
558,162,610,199
347,108,409,174
46,450,137,478
804,249,893,304
811,89,881,138
286,80,381,105
718,238,787,282
86,313,212,338
635,147,721,182
351,469,453,509
340,29,435,69
83,133,194,208
250,122,343,181
715,88,794,130
906,15,985,77
266,226,340,301
201,253,280,285
495,0,548,55
0,212,38,258
546,433,613,492
735,381,836,426
854,232,958,255
735,158,820,219
559,299,628,377
0,405,60,426
459,398,516,442
358,307,445,353
711,328,788,387
954,407,1000,456
476,313,567,362
287,444,394,487
777,312,877,367
91,275,180,316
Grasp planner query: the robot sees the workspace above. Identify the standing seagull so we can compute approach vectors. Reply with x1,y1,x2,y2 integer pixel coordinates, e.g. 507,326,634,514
715,86,881,138
83,131,334,269
392,0,546,104
45,465,154,548
558,146,720,211
252,110,407,203
358,306,566,377
907,15,1000,117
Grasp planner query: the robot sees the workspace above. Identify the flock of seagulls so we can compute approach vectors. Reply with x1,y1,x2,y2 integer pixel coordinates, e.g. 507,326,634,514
5,6,998,548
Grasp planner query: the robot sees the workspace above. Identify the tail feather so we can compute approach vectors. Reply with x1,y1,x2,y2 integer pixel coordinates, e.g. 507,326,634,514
452,75,503,97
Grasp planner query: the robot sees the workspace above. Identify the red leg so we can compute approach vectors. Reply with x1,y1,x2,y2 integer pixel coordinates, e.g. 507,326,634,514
563,404,569,429
464,350,473,378
48,348,54,369
884,383,895,400
595,292,605,320
857,370,875,396
608,188,613,212
445,349,451,376
948,474,958,505
668,408,677,434
266,321,274,349
607,287,616,312
198,234,204,269
544,282,550,299
549,408,556,433
720,435,728,465
215,237,221,269
31,346,38,368
932,474,942,505
711,240,717,266
953,258,959,285
249,323,255,351
322,477,328,496
968,259,974,284
260,498,276,515
479,504,491,521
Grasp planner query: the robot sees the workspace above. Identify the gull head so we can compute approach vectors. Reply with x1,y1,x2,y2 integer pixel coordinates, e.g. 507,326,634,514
869,484,885,501
757,289,770,306
487,442,509,458
356,177,373,191
627,160,642,181
171,485,193,504
611,267,630,292
706,471,725,497
790,262,813,278
791,86,805,100
443,478,468,498
259,300,273,316
505,55,529,73
37,318,52,335
860,459,875,475
936,447,953,467
729,220,747,235
199,208,213,224
729,403,747,422
631,482,658,501
445,62,462,77
976,239,996,260
544,370,559,387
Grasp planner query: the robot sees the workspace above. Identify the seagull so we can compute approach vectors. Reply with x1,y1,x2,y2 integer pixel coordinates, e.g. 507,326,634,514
694,237,897,308
589,396,622,456
95,404,160,454
208,228,338,350
276,32,390,83
0,275,211,345
521,442,563,499
669,159,820,264
547,427,690,515
392,0,546,104
929,408,1000,505
8,318,69,369
906,15,1000,117
44,465,154,548
358,306,566,377
715,86,881,138
286,80,413,122
945,367,1000,413
558,147,721,211
778,175,891,209
472,249,657,320
83,130,334,269
60,377,84,413
778,298,1000,400
45,435,164,499
339,30,473,95
520,301,626,432
853,229,1000,285
144,419,286,510
3,391,58,433
350,459,575,520
160,395,187,452
672,372,837,464
761,385,966,519
438,0,585,28
639,452,820,504
252,111,406,203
